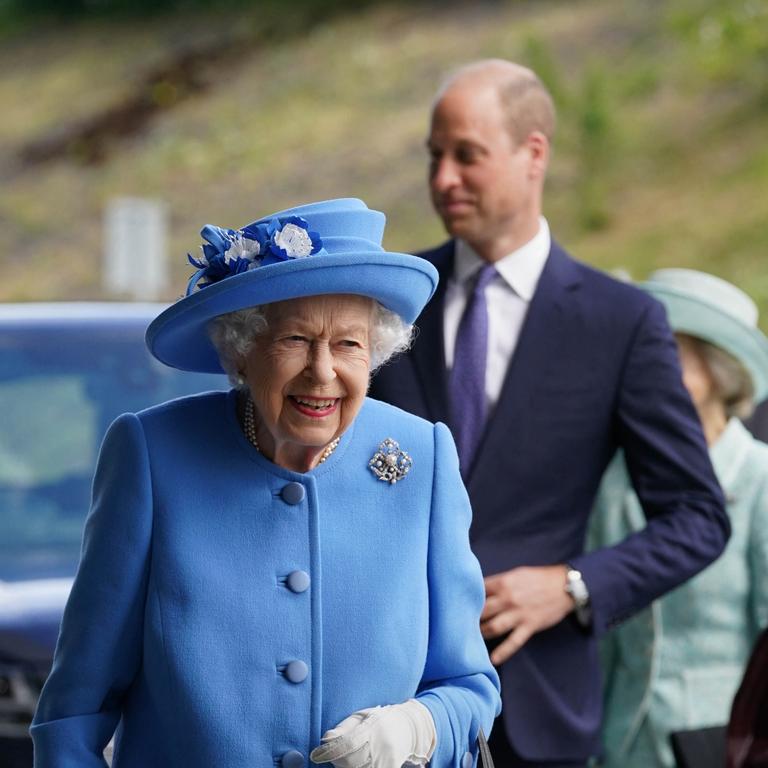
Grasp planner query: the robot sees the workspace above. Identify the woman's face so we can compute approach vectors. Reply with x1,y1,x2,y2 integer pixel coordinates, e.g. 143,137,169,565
243,293,373,465
676,333,717,410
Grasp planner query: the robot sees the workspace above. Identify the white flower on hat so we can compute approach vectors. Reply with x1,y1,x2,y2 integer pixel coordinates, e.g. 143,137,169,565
188,225,264,287
273,222,315,258
226,231,262,262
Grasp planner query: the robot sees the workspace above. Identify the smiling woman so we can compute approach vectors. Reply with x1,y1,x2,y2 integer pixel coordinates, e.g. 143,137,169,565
208,294,412,472
237,295,373,472
30,198,500,768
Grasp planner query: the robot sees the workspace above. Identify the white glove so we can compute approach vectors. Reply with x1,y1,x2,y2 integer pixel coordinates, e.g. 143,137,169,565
310,699,437,768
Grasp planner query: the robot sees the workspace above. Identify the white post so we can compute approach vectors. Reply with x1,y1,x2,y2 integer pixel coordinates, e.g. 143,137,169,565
104,197,169,300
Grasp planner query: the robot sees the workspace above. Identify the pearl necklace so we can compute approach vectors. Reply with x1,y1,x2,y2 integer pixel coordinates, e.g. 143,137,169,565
243,395,340,465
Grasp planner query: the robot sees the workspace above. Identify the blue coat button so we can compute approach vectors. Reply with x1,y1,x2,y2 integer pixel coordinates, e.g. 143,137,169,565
281,482,306,505
285,660,308,683
287,570,310,593
461,751,474,768
281,750,305,768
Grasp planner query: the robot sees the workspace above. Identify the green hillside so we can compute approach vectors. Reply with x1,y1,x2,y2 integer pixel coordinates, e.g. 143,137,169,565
1,0,767,322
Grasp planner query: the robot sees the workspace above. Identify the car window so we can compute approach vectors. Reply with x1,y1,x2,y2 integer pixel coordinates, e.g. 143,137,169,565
0,322,226,581
2,375,97,483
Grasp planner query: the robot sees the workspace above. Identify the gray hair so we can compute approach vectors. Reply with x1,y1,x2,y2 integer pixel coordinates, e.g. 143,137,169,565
680,334,755,419
208,299,414,388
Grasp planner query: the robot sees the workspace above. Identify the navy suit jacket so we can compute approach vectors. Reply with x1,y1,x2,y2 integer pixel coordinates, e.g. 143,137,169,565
369,239,730,761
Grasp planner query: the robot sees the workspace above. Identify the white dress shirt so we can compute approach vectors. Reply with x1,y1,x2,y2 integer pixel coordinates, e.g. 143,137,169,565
444,217,551,409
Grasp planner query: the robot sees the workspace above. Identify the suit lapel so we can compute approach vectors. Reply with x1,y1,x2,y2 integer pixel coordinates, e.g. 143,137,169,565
467,242,582,487
410,242,454,424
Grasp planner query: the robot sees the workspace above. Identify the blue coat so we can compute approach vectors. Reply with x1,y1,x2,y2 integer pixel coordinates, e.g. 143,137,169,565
31,390,500,767
590,417,768,767
369,240,729,762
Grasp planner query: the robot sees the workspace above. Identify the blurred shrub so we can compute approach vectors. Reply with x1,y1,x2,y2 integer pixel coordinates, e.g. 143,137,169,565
667,0,768,101
521,36,617,232
575,64,614,231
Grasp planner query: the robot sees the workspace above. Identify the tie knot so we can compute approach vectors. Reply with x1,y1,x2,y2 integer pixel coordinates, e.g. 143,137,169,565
471,263,497,295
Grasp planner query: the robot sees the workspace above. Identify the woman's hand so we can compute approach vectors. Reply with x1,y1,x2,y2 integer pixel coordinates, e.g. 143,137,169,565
310,699,436,768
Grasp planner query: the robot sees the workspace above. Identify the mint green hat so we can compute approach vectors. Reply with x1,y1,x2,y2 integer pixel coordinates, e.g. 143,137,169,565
642,268,768,402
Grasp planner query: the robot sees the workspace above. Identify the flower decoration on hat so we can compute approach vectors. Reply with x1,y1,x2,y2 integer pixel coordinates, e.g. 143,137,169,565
187,226,263,287
261,216,322,265
187,216,322,293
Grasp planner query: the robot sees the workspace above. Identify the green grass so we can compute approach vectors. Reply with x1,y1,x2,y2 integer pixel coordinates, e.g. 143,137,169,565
2,0,768,327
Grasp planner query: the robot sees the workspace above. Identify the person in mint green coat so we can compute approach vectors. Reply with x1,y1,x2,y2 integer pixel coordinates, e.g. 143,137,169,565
590,268,768,768
30,199,500,768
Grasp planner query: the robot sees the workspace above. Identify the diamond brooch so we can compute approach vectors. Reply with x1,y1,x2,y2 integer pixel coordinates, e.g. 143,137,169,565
368,438,412,485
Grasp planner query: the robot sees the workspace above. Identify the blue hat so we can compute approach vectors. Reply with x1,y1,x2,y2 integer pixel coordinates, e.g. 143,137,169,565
147,198,438,373
642,268,768,401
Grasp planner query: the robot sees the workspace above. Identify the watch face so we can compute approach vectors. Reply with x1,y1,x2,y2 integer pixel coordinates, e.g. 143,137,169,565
566,570,589,606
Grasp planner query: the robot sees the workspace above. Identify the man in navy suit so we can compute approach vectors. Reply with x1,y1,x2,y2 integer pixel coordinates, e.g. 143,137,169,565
369,59,729,766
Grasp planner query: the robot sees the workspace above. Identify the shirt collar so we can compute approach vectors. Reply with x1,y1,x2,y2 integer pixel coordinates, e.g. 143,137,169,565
454,217,551,301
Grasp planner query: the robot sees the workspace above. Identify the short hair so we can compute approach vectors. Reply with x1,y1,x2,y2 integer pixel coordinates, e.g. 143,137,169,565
679,333,755,419
208,300,414,388
497,71,556,145
438,59,556,145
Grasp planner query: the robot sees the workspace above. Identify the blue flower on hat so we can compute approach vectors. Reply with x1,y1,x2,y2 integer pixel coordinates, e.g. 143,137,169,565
187,217,322,291
187,225,263,288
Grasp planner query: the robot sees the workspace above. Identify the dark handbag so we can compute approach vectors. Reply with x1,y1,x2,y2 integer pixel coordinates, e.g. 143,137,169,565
478,727,495,768
670,725,727,768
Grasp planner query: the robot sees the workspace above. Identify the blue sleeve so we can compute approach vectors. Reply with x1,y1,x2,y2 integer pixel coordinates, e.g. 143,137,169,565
572,299,729,634
30,413,153,767
416,422,501,767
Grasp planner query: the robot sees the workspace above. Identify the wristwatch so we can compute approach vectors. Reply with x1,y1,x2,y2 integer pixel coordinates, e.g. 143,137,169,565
564,566,592,627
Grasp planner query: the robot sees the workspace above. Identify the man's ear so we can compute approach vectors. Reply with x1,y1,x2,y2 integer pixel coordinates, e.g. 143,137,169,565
526,131,550,179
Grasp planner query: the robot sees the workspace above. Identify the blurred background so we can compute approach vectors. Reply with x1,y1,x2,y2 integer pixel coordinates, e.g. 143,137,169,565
0,0,766,311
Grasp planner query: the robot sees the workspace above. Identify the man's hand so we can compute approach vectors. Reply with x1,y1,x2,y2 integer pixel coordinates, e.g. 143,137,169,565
481,564,573,665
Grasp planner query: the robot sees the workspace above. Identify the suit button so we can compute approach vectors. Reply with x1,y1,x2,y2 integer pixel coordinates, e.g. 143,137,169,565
287,570,310,593
285,660,308,683
281,482,306,505
461,751,473,768
281,750,305,768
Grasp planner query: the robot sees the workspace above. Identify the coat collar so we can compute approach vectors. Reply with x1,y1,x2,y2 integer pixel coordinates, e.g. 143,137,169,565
711,417,754,494
410,241,455,424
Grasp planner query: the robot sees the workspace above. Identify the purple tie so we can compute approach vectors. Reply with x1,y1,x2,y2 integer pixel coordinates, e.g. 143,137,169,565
449,263,497,476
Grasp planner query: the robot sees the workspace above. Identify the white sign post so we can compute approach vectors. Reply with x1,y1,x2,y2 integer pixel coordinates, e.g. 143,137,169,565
104,197,169,300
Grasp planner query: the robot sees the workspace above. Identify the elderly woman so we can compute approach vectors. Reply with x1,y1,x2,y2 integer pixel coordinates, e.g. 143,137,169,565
590,268,768,768
30,198,500,768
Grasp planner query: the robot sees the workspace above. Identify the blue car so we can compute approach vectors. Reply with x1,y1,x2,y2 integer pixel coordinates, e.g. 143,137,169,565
0,303,226,753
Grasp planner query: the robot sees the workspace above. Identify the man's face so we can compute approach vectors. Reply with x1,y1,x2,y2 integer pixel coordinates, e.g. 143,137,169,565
427,82,540,255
